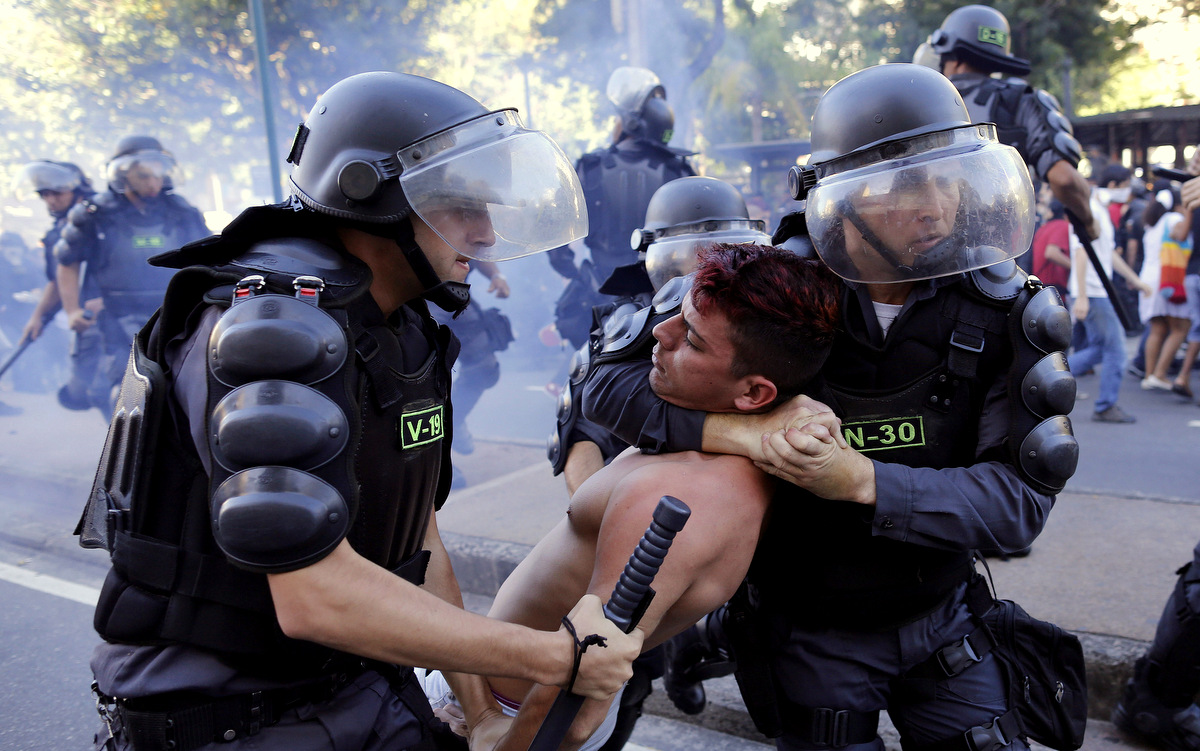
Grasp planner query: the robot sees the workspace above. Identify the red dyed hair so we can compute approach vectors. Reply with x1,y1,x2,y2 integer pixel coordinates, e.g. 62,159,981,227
692,243,841,401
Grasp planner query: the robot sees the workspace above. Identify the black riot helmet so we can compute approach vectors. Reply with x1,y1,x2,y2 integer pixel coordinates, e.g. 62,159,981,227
632,176,770,290
606,67,673,145
107,135,177,191
916,4,1031,77
287,71,587,312
790,64,1034,284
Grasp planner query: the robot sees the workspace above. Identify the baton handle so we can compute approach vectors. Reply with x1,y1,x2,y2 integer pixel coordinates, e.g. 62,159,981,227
1064,208,1137,332
0,336,33,380
603,494,690,632
528,495,691,751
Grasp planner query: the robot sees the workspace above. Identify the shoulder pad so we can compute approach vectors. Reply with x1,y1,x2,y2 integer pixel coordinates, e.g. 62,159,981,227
1019,352,1076,418
211,466,349,573
209,380,349,473
1017,415,1079,495
547,380,579,475
65,200,94,226
230,238,369,294
1035,88,1065,115
1021,285,1072,353
208,290,348,387
965,259,1028,303
1026,88,1082,166
597,303,651,358
652,273,692,315
1052,130,1083,166
593,274,693,364
568,343,592,386
89,191,121,211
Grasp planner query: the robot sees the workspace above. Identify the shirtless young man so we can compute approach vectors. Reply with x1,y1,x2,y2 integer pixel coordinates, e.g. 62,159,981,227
433,243,843,750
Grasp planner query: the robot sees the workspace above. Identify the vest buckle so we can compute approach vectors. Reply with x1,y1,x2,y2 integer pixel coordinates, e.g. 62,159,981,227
293,275,326,306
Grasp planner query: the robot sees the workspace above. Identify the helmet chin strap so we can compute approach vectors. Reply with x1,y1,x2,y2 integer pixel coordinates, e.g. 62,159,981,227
842,201,962,279
391,219,472,315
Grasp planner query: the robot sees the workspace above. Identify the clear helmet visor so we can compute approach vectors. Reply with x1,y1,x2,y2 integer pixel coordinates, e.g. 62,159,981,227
805,127,1034,284
606,66,664,113
14,162,81,194
399,110,587,262
913,41,941,70
644,224,771,291
107,150,177,185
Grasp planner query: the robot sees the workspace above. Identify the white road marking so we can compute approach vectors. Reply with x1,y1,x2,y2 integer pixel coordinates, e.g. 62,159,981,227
0,561,100,606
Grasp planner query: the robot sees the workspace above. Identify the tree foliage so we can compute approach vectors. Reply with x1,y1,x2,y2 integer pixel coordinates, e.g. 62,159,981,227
0,0,1190,241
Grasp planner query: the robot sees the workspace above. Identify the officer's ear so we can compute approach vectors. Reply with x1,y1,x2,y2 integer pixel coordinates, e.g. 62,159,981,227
734,376,778,413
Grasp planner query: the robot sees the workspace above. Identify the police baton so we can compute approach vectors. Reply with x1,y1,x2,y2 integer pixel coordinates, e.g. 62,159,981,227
0,305,67,381
0,335,33,380
528,494,691,751
1064,209,1137,332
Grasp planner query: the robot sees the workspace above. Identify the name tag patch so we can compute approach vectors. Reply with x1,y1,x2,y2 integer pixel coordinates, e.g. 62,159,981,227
400,405,445,449
133,234,167,249
843,416,925,453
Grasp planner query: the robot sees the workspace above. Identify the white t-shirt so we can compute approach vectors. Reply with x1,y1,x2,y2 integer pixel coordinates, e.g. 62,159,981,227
1067,194,1116,300
871,300,903,337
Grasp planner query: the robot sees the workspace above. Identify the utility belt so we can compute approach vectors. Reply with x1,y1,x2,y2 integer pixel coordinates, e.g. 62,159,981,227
94,662,416,751
93,551,433,751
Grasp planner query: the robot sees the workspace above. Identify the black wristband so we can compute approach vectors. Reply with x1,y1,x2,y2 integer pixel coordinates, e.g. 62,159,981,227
560,615,608,694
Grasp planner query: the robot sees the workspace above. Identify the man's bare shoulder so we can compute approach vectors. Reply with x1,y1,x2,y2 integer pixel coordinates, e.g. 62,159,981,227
609,450,773,508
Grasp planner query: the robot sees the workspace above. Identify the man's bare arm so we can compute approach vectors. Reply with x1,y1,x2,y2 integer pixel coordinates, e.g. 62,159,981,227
421,513,509,740
56,262,94,333
268,540,641,700
488,454,771,751
1043,243,1071,270
757,426,876,504
700,395,846,459
1046,160,1096,239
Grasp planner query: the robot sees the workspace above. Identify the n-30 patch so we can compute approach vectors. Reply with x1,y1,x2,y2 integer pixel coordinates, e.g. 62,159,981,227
400,405,445,449
843,416,925,453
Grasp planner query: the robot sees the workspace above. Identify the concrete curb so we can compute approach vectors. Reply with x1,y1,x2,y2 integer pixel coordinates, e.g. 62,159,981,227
441,531,1148,735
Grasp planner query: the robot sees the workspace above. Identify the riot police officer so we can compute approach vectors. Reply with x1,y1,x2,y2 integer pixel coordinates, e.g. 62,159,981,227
548,66,696,350
54,136,210,413
13,160,103,409
80,71,640,751
580,64,1079,751
915,4,1097,242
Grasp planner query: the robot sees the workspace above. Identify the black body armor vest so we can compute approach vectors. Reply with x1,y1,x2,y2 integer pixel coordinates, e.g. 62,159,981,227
750,280,1014,630
578,140,695,282
82,209,457,677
